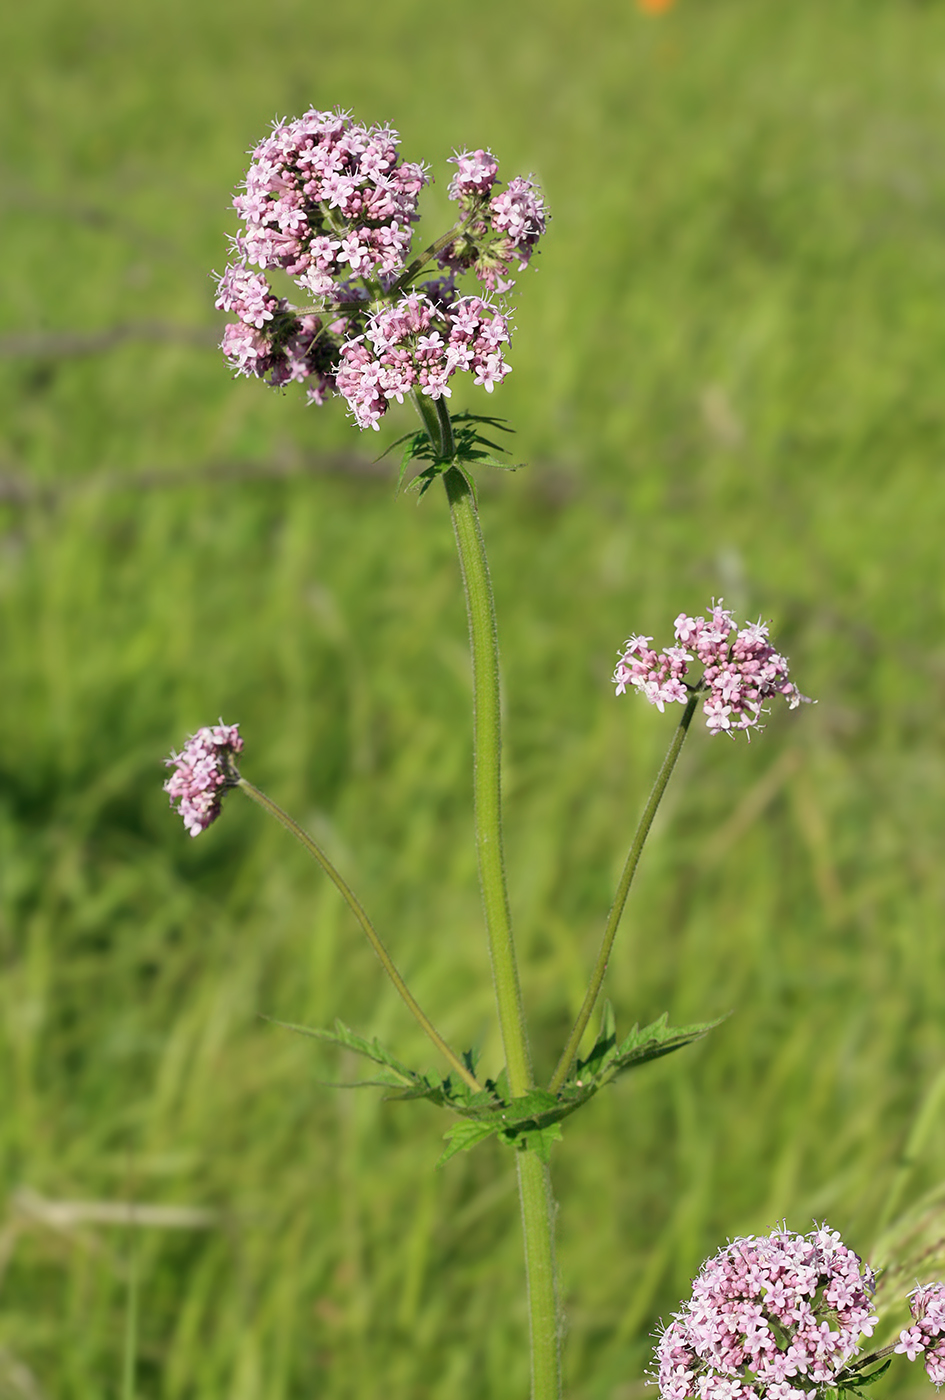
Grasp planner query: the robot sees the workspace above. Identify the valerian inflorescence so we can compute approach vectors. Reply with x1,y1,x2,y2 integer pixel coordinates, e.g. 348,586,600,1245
214,110,547,429
164,723,243,837
614,601,811,735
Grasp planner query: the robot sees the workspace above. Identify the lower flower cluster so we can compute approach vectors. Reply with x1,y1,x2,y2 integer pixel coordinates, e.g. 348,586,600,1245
334,290,511,430
614,601,810,735
655,1227,878,1400
164,723,243,837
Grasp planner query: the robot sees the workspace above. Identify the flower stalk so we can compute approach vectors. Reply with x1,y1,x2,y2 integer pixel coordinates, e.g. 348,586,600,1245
550,692,699,1094
237,777,483,1095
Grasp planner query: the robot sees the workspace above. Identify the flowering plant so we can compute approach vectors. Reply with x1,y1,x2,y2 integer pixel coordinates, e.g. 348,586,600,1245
158,106,938,1400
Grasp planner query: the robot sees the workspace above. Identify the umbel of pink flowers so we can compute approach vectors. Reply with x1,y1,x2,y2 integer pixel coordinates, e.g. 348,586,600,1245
654,1225,945,1400
214,108,547,429
163,723,243,837
614,601,812,736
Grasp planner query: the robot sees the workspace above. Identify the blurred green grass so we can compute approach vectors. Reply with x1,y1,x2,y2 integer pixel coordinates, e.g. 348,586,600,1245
2,0,945,1396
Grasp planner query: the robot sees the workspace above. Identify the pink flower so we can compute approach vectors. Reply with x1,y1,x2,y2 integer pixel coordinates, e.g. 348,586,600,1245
164,723,243,837
614,601,812,736
440,154,548,293
447,148,499,200
898,1284,945,1387
653,1227,877,1400
488,175,547,269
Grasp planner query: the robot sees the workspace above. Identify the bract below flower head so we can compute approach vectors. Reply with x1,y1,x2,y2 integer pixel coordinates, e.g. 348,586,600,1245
164,722,243,837
614,601,812,735
653,1225,877,1400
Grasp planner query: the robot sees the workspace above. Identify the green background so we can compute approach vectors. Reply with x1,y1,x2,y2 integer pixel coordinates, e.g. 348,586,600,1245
2,0,945,1396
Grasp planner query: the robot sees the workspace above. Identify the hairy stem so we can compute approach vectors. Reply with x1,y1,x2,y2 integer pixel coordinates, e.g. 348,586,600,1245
237,778,483,1094
518,1149,561,1400
442,461,561,1400
549,692,699,1094
443,466,531,1095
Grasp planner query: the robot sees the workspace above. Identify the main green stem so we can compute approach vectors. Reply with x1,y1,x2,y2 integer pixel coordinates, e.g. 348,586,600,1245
237,778,482,1095
549,692,699,1094
442,460,561,1400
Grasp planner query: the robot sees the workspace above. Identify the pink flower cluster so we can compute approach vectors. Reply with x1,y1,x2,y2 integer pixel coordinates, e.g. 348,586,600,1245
654,1226,878,1400
896,1284,945,1386
614,601,811,735
164,723,243,838
216,116,546,423
335,290,511,430
440,148,548,291
234,108,427,291
447,148,500,200
216,272,341,405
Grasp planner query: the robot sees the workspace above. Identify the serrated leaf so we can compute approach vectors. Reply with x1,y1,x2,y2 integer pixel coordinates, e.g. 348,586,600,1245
609,1013,725,1076
575,1001,618,1080
510,1121,564,1164
437,1119,500,1167
262,1016,418,1087
500,1089,559,1124
383,1077,452,1105
488,1067,510,1104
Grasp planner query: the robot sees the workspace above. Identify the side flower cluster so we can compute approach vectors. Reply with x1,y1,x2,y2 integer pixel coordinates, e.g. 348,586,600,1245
614,601,811,735
440,147,548,291
216,115,548,425
897,1284,945,1386
164,723,243,838
335,290,511,430
654,1226,878,1400
215,258,343,404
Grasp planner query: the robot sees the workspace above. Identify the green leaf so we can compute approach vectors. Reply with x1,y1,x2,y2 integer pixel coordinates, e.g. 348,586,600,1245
437,1119,500,1167
511,1121,564,1164
489,1066,510,1105
842,1361,892,1391
575,1000,618,1080
261,1016,419,1087
499,1089,559,1124
450,411,514,434
609,1012,725,1075
375,431,418,462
